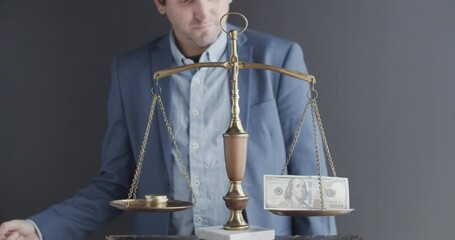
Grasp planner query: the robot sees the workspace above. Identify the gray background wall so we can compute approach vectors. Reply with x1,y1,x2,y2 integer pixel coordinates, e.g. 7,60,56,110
1,0,454,239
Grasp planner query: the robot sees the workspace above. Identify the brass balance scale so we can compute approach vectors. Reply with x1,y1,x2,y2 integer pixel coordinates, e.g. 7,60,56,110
110,12,354,231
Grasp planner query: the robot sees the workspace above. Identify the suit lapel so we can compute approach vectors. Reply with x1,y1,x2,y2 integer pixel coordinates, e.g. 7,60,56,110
150,36,174,183
235,33,252,130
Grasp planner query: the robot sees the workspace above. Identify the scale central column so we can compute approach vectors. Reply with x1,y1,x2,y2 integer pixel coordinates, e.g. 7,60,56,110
195,13,275,240
222,29,250,230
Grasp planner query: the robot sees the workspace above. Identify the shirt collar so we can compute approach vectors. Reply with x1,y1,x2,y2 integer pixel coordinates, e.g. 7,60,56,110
169,30,228,66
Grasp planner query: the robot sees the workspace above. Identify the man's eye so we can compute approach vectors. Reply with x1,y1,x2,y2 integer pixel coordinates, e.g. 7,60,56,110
178,0,190,3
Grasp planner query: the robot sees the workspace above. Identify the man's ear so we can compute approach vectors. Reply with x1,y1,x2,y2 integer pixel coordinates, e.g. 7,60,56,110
154,0,166,15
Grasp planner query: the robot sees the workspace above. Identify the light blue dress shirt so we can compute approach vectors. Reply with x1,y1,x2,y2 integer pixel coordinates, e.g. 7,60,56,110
167,31,232,235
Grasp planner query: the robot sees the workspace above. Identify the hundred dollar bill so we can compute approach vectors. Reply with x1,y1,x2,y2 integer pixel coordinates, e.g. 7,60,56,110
264,175,350,210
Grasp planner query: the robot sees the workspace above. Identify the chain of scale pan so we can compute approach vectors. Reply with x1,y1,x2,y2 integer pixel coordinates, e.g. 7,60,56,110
279,86,335,177
157,95,197,205
311,99,324,210
279,82,339,211
313,100,337,177
127,90,196,205
128,94,158,200
280,100,311,175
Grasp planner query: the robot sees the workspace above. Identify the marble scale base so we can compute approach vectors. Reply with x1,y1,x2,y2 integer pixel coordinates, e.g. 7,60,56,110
195,226,275,240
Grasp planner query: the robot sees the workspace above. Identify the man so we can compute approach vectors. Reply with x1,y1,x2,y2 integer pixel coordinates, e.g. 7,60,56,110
0,0,336,239
278,178,313,209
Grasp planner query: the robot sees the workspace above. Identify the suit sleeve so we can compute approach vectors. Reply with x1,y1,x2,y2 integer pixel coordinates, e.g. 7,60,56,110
276,43,337,235
29,57,135,240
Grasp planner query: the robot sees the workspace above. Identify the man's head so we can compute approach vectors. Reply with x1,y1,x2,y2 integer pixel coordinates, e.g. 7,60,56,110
284,178,308,202
154,0,231,57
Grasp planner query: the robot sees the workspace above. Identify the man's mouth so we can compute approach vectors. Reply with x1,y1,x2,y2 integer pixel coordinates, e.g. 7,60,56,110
192,22,214,30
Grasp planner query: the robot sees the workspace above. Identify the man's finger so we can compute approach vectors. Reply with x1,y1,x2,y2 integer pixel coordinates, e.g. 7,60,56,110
0,221,14,236
4,231,19,240
0,220,20,235
0,220,33,240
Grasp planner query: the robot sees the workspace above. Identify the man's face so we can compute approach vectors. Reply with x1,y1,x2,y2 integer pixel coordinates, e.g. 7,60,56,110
291,179,307,202
155,0,230,56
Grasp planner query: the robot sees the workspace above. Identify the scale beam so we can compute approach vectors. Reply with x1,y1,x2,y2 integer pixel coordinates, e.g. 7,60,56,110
153,62,230,79
153,61,316,84
239,62,315,83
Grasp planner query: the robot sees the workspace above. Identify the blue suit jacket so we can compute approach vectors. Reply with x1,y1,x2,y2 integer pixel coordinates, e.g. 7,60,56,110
30,27,336,239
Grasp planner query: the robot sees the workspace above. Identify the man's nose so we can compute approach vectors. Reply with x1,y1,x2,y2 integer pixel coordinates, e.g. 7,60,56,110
193,0,211,21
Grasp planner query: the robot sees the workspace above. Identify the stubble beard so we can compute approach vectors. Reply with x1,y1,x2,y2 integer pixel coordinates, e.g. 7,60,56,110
189,27,221,49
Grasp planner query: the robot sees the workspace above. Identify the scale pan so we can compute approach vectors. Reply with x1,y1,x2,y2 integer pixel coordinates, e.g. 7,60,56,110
270,208,354,217
110,199,193,212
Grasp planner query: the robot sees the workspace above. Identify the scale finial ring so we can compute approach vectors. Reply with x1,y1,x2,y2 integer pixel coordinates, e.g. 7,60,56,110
220,12,248,34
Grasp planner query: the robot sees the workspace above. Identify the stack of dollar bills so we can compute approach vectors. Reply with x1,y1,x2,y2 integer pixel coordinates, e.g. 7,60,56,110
264,175,350,210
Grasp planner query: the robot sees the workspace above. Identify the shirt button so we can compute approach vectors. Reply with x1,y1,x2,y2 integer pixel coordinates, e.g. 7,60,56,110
194,77,200,84
194,180,200,187
192,142,199,149
192,109,199,116
196,217,203,224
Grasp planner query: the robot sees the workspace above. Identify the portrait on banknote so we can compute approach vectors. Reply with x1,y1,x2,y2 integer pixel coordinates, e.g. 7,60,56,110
277,178,313,209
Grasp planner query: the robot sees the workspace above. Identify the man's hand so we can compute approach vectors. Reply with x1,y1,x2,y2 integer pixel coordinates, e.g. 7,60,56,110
0,220,39,240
